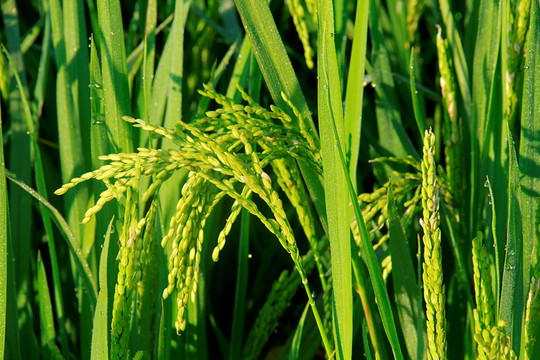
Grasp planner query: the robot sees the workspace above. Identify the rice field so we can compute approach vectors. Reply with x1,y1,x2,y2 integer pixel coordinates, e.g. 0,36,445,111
0,0,538,359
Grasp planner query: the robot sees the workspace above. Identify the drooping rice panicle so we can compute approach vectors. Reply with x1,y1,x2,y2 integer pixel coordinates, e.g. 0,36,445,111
271,157,326,288
111,159,143,360
284,0,315,69
420,128,447,360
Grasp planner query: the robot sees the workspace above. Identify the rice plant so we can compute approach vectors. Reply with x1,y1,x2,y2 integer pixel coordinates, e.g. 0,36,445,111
1,0,538,359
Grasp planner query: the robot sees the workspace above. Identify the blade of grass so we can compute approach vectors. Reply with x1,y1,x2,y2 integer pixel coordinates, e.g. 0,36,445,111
2,2,33,332
350,251,388,358
32,11,51,117
368,0,417,159
5,170,98,304
387,182,426,360
49,0,89,247
36,253,57,348
97,0,133,152
0,102,7,360
499,132,523,352
437,0,472,122
148,8,188,131
469,0,502,237
226,37,252,100
362,319,374,360
162,0,188,131
322,63,405,360
518,0,539,324
63,0,91,171
343,0,369,187
288,302,310,360
409,50,427,137
2,41,69,353
316,1,351,358
20,18,43,54
90,218,115,360
228,210,250,360
158,0,191,239
381,0,408,73
485,177,501,313
141,0,157,123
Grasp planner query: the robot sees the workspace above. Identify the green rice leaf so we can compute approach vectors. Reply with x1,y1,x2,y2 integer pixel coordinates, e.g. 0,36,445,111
1,1,33,323
518,0,539,317
228,210,250,360
343,0,369,186
37,253,56,346
90,218,115,360
470,0,502,236
288,302,310,360
3,41,70,352
409,50,426,137
316,0,351,357
362,319,374,360
96,0,133,152
0,103,7,360
387,182,425,360
368,0,417,159
486,178,502,309
499,133,523,352
5,170,98,304
49,0,89,248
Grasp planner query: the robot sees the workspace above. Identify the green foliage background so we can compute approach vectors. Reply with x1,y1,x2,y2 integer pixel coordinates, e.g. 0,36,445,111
0,0,538,359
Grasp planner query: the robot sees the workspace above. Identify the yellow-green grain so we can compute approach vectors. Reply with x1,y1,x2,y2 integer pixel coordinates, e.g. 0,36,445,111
420,128,447,360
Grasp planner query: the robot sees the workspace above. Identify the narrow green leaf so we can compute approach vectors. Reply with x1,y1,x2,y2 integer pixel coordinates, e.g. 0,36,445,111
288,302,310,360
0,102,8,360
2,41,69,353
343,0,369,186
5,170,98,304
387,182,426,360
141,0,158,123
225,37,252,101
409,50,426,137
499,133,523,352
32,12,51,117
323,51,405,360
228,210,250,360
49,0,89,245
486,177,502,310
2,0,33,323
469,0,502,237
37,253,56,345
368,0,417,159
90,218,114,360
362,319,374,360
97,0,133,152
316,0,351,357
63,0,91,170
518,0,539,320
163,0,189,130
